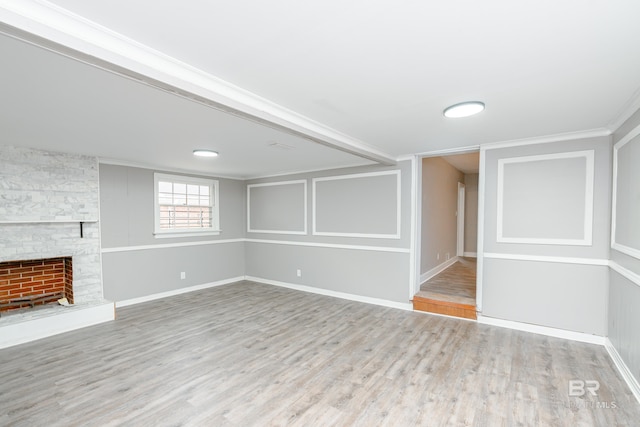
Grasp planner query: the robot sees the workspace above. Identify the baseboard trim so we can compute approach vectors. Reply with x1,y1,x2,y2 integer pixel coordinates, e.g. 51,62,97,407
246,276,413,311
605,338,640,404
115,276,244,307
463,252,477,258
0,302,115,349
420,256,459,284
477,315,606,345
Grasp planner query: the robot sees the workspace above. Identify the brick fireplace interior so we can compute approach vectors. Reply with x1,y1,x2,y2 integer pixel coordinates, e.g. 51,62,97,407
0,257,73,314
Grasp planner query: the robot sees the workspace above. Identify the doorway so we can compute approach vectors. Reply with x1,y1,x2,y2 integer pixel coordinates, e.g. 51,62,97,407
413,152,480,319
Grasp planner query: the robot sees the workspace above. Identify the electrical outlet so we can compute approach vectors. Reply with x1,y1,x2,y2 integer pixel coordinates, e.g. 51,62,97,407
180,272,186,280
446,253,450,260
437,253,440,260
296,269,302,277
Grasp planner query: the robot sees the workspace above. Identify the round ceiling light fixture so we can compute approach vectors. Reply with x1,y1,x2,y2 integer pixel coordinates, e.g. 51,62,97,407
193,149,219,158
443,101,485,118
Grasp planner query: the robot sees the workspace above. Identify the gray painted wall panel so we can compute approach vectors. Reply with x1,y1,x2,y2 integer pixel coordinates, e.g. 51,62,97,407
500,156,587,240
248,182,305,233
245,242,409,303
99,164,246,301
610,108,640,387
608,272,640,382
483,136,611,258
102,242,245,301
99,164,245,248
483,258,607,335
480,137,611,335
245,161,412,248
314,172,398,236
613,134,640,251
245,162,412,304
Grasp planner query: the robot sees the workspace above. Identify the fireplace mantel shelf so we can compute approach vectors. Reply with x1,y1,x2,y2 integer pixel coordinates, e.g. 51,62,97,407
0,220,98,224
0,220,98,238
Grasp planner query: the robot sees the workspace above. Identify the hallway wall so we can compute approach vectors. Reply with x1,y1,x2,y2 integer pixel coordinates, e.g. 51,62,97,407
420,157,464,277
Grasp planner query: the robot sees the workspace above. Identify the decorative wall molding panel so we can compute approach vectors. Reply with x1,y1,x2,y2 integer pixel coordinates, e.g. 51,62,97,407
247,180,307,235
496,150,594,245
611,124,640,260
312,170,401,239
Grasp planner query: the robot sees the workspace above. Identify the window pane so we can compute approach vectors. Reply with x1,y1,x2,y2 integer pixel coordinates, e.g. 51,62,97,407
159,181,172,193
156,175,217,231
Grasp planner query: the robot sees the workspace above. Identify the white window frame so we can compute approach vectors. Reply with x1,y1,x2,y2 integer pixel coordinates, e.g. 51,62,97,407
154,172,220,238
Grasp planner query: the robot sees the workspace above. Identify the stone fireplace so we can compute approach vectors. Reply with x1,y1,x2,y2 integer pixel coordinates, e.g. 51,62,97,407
0,257,73,314
0,146,114,348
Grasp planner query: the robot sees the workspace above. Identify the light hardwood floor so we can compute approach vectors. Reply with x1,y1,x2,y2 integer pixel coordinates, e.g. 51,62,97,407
417,257,477,306
414,258,477,319
1,281,638,426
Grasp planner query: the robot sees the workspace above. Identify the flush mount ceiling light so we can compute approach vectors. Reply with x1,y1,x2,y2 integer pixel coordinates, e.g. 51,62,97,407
443,101,485,118
193,149,219,158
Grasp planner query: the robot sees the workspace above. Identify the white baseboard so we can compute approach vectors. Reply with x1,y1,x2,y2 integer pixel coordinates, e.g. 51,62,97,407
115,276,244,307
0,302,115,349
463,252,477,258
420,256,459,284
605,338,640,404
477,315,605,345
246,276,413,311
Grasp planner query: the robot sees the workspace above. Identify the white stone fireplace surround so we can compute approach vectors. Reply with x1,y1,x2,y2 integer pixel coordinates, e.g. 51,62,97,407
0,146,114,348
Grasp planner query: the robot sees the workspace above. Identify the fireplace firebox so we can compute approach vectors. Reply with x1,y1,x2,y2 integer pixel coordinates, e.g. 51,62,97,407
0,257,73,315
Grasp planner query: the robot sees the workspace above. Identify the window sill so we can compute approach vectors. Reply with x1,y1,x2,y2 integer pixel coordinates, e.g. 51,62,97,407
154,230,221,239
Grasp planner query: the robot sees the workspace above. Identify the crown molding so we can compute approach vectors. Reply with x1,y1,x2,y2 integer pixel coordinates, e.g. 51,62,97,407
97,158,243,181
0,0,396,166
607,87,640,133
480,128,611,151
410,145,481,159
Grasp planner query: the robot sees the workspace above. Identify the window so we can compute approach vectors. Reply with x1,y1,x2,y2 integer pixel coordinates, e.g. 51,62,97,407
154,173,220,237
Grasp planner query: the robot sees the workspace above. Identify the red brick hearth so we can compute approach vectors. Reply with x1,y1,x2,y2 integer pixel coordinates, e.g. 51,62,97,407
0,257,73,314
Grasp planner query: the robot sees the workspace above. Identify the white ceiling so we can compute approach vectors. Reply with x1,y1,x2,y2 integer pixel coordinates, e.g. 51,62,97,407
0,33,373,179
442,153,480,174
2,1,640,178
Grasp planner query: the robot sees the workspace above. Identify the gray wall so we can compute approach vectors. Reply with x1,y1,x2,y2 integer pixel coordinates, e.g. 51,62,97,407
245,161,412,304
609,108,640,385
464,173,478,254
481,136,611,335
99,164,246,301
248,181,306,234
314,171,399,236
420,157,464,275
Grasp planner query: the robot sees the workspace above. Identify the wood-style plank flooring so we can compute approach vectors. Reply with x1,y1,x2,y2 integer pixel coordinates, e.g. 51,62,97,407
1,281,639,426
417,257,477,306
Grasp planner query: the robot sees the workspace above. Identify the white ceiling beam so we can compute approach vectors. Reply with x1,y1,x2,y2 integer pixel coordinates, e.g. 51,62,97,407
0,0,396,166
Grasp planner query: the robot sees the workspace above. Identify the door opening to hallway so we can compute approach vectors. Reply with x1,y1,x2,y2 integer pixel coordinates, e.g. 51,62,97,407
413,152,479,319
